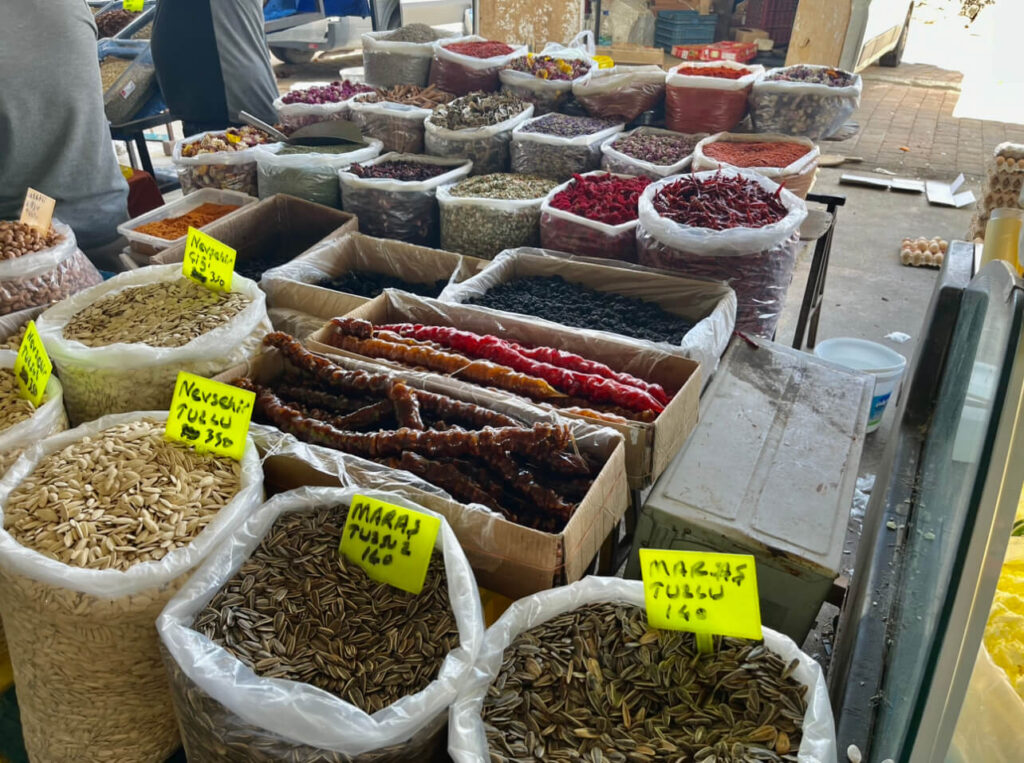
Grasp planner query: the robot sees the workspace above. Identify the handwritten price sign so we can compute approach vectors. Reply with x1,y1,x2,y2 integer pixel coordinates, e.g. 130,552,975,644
640,549,762,641
340,494,441,594
165,372,253,461
183,227,235,293
19,188,55,234
13,321,52,406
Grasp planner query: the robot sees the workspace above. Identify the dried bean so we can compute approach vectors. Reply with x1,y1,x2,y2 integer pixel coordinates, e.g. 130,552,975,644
95,9,139,38
0,221,101,316
316,270,448,299
0,221,62,261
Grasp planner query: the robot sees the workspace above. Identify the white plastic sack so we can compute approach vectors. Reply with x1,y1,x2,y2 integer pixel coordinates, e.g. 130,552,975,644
749,66,863,140
173,131,281,196
255,139,383,208
339,153,473,246
499,40,597,115
636,169,807,337
158,485,485,760
350,96,433,153
510,116,624,181
0,350,67,476
437,181,550,259
425,102,534,176
693,132,820,199
0,218,102,316
572,64,666,122
448,576,837,763
428,35,528,96
600,127,704,179
362,28,459,88
665,61,764,134
36,263,272,425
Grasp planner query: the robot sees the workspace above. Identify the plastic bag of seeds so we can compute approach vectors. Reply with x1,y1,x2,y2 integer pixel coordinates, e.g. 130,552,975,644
0,218,102,316
428,36,528,96
498,42,596,115
173,131,280,196
36,264,272,425
424,96,534,176
339,153,473,245
0,350,67,477
665,61,764,134
350,97,434,154
510,114,624,182
448,576,837,763
600,127,704,179
255,139,383,209
437,174,559,259
637,169,808,337
693,133,820,199
571,65,666,123
0,410,263,763
157,485,485,762
749,65,862,140
362,27,459,88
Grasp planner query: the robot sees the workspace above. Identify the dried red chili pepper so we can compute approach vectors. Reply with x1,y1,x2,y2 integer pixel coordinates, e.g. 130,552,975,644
549,173,651,226
675,65,750,79
653,172,788,230
443,40,516,58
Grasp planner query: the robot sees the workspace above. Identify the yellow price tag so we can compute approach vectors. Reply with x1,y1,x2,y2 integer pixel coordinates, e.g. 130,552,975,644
19,188,55,234
183,227,235,293
119,164,135,180
123,0,144,11
165,372,254,461
593,55,615,69
639,549,762,641
13,321,52,407
340,494,441,595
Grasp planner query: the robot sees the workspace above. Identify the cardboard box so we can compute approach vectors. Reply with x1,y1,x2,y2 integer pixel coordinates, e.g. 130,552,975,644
260,232,489,322
307,287,705,489
671,40,757,62
732,26,769,41
595,44,666,66
217,349,630,599
150,194,358,278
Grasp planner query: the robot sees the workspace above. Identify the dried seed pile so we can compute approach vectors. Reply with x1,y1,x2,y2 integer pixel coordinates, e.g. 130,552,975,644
0,221,63,260
2,419,242,571
196,504,459,712
485,603,807,763
100,56,133,90
382,23,444,43
0,321,27,350
0,368,36,433
62,279,251,348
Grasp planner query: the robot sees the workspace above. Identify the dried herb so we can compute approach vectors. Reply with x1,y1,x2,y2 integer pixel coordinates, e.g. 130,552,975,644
520,114,617,138
349,160,453,181
448,173,556,200
427,91,529,131
280,80,374,105
611,131,699,165
653,173,788,230
441,174,556,257
765,65,855,86
382,23,445,43
505,54,591,81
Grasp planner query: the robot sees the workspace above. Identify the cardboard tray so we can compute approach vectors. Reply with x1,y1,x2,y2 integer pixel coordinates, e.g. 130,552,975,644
259,231,489,321
149,194,358,279
215,348,629,599
306,291,700,489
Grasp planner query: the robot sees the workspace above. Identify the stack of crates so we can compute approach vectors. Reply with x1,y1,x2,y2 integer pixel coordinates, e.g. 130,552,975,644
744,0,799,45
655,10,717,53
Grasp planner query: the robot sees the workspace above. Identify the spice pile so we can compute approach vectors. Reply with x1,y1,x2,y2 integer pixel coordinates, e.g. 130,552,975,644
0,369,36,433
275,143,364,156
483,603,808,762
99,57,132,90
441,174,557,257
195,504,459,712
448,173,555,201
131,22,153,40
653,174,788,230
702,141,811,168
280,80,374,105
381,23,446,42
316,270,449,299
442,40,516,58
675,65,751,79
765,65,855,87
348,159,454,181
356,83,455,109
132,203,240,241
549,174,651,225
180,127,273,156
428,91,529,131
504,54,590,81
0,221,63,260
337,320,670,422
467,275,694,344
240,333,599,529
95,9,139,38
610,132,699,166
520,114,617,139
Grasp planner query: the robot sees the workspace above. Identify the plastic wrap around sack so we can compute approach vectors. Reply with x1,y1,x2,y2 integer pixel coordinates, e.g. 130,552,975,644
692,132,820,199
273,91,366,131
448,576,838,763
173,131,282,196
0,218,102,316
538,171,644,262
0,350,67,477
339,153,472,246
157,485,485,761
572,65,666,122
636,169,807,337
948,645,1024,763
437,247,735,375
510,117,624,182
255,139,383,209
0,410,263,763
428,36,528,97
665,61,764,134
36,264,272,425
425,103,534,176
362,29,459,89
499,40,597,115
600,127,705,180
350,96,433,154
437,183,549,259
749,66,863,140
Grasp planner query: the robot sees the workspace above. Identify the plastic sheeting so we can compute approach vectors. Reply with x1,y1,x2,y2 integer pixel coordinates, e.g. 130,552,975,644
665,61,764,134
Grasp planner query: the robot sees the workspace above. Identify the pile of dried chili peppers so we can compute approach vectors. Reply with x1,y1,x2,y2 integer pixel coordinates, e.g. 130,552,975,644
653,173,788,230
548,173,651,225
703,140,811,168
674,65,751,79
443,40,516,58
237,333,600,531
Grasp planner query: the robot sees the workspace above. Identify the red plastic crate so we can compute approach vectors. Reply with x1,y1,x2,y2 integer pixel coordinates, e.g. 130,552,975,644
745,0,798,45
671,41,757,62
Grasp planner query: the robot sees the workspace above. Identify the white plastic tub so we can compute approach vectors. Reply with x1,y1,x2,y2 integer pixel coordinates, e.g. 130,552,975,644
814,337,907,433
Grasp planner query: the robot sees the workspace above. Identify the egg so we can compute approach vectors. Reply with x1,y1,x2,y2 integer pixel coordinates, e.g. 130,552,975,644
901,250,913,265
916,238,929,250
929,243,940,254
939,240,948,253
912,252,925,266
933,252,944,266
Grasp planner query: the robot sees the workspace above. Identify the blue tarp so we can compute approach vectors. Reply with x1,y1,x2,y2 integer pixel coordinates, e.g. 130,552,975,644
264,0,368,22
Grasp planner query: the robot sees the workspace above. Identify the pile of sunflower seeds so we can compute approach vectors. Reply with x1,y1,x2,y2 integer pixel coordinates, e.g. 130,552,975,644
484,603,807,763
